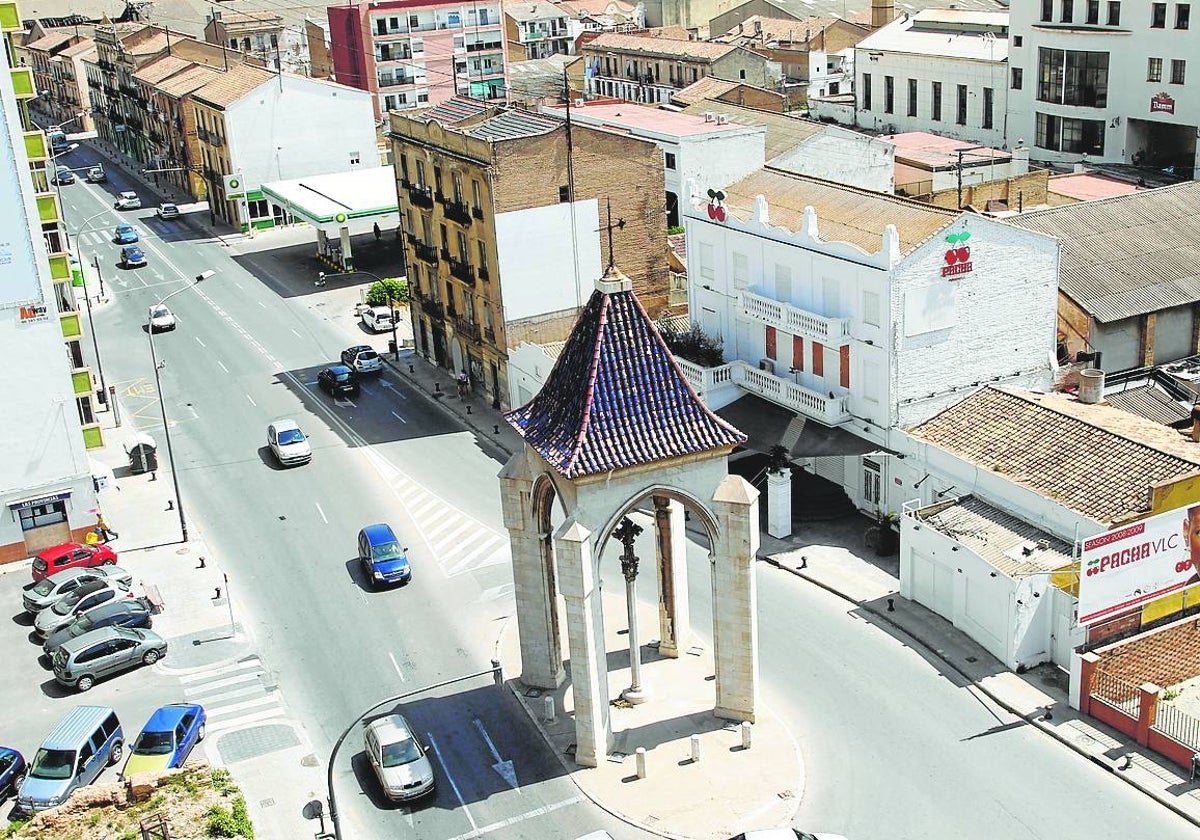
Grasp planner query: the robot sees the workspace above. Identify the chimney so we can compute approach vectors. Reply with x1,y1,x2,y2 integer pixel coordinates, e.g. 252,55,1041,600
754,19,762,35
871,0,894,29
1012,141,1030,175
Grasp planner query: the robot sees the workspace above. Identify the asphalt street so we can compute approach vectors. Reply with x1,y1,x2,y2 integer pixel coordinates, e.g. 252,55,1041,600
55,142,1200,840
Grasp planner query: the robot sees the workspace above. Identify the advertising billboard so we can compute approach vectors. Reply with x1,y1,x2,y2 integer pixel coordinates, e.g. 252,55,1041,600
1078,504,1200,626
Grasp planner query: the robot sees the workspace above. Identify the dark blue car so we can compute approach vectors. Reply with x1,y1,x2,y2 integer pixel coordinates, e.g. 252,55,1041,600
0,747,26,801
122,704,205,777
120,245,147,268
113,223,139,244
358,524,411,589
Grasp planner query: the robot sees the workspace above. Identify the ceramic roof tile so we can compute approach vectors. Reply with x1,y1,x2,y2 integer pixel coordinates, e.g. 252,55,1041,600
506,271,745,477
585,32,736,61
192,63,274,107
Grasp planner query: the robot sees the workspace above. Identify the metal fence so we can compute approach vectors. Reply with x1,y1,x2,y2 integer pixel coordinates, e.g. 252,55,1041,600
1090,668,1141,718
1153,701,1200,751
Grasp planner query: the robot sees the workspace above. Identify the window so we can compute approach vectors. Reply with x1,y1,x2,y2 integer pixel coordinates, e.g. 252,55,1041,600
18,500,66,531
883,75,894,113
1041,0,1053,20
408,14,419,27
1107,1,1121,24
664,152,676,170
931,81,942,120
477,240,488,272
1062,0,1074,22
415,159,426,188
862,291,881,327
456,231,468,261
451,172,463,202
349,151,361,166
956,84,967,125
1037,112,1106,154
983,87,994,128
1036,112,1061,150
1014,35,1023,46
1178,4,1191,28
907,78,917,116
698,242,714,280
732,252,748,288
1012,67,1024,89
558,185,569,202
433,166,442,196
246,199,269,218
471,179,482,210
1148,57,1163,81
1171,58,1186,83
1038,48,1108,107
1152,2,1167,26
862,72,872,110
76,396,94,425
1086,0,1099,22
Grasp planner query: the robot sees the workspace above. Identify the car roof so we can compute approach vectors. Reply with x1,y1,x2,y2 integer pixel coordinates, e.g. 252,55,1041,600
345,344,371,353
59,625,126,653
38,541,85,557
116,223,134,228
272,418,301,432
361,523,397,544
366,713,413,742
42,705,117,749
73,579,110,597
43,566,95,585
83,598,145,620
142,703,199,733
329,364,353,374
120,191,137,197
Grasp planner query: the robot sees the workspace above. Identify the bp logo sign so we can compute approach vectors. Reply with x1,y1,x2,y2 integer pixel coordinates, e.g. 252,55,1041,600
334,212,347,224
222,173,245,198
941,230,973,279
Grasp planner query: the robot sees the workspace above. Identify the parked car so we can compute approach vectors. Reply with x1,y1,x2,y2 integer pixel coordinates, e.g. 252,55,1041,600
358,524,411,588
23,565,134,614
114,191,141,209
360,306,395,333
43,597,153,656
121,244,147,268
121,704,205,778
35,579,134,638
52,166,75,185
317,365,360,398
86,165,106,183
363,713,434,801
51,626,167,692
148,303,176,332
32,543,117,583
267,419,312,466
0,747,26,802
16,706,122,812
113,223,139,244
156,203,180,220
341,345,383,374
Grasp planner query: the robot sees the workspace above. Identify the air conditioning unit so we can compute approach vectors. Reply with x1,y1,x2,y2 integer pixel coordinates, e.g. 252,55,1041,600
574,97,585,107
703,111,715,122
716,114,728,124
758,358,776,374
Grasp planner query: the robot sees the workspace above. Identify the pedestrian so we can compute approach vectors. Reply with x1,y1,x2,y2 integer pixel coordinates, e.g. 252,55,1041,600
373,222,382,242
457,370,469,399
97,513,118,542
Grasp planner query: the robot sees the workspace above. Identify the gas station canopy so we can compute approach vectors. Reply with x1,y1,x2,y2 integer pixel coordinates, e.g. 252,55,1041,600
260,167,399,236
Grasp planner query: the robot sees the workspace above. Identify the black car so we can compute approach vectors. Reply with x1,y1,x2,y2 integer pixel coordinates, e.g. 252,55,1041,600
42,597,153,656
317,365,360,398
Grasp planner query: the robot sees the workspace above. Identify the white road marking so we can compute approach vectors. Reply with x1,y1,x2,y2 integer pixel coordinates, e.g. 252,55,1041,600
335,398,357,408
245,394,257,406
391,410,407,424
217,360,229,373
290,328,301,337
257,300,266,309
315,503,328,524
233,281,244,290
426,734,477,833
443,796,583,840
194,336,206,348
388,652,406,682
179,660,263,684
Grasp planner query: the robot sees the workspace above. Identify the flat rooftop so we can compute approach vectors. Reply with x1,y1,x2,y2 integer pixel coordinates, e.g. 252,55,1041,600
884,131,1011,169
260,167,398,222
1048,172,1143,202
543,100,756,139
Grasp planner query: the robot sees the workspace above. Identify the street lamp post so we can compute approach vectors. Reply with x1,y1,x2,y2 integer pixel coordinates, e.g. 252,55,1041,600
69,209,120,422
148,270,215,543
318,270,402,360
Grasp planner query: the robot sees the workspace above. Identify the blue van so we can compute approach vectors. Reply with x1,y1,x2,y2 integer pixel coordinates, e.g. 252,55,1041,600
17,705,123,813
358,524,411,589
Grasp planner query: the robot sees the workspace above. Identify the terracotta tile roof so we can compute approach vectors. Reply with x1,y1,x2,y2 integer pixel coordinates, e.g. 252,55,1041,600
192,63,275,108
909,387,1200,524
156,63,220,97
59,39,98,59
416,96,493,125
133,54,193,85
670,76,739,106
667,233,686,263
506,270,746,478
26,31,76,51
722,166,956,256
584,32,736,61
1006,181,1200,323
713,15,846,44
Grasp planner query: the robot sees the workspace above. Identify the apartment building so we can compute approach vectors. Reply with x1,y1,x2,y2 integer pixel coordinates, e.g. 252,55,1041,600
24,27,96,131
1009,0,1199,174
582,31,780,104
0,1,102,562
389,97,670,410
204,11,286,70
131,53,220,200
505,2,572,60
328,1,507,120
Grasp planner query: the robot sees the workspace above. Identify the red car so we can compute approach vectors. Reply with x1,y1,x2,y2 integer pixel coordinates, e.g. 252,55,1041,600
31,542,118,582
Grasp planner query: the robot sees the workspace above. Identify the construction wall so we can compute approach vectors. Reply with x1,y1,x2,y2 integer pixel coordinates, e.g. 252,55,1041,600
925,170,1050,212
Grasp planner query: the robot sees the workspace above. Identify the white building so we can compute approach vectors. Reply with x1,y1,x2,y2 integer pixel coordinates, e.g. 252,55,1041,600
1008,0,1199,172
678,167,1059,518
0,41,99,563
854,9,1010,150
542,100,766,227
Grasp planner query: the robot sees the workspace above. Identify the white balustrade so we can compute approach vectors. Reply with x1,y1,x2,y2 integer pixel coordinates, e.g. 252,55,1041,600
672,356,849,425
737,290,850,344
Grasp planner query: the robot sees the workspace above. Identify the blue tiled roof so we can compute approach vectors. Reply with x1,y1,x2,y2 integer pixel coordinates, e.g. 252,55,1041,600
506,278,746,478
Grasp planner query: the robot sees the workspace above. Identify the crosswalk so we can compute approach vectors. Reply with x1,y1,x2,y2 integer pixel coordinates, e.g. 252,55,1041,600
390,473,511,578
177,656,288,735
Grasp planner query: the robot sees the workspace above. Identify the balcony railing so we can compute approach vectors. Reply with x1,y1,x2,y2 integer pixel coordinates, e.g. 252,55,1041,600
403,179,434,208
442,198,472,226
675,357,851,426
471,205,484,220
448,257,475,284
418,294,444,320
378,75,416,88
413,240,439,264
485,326,496,344
478,266,490,283
737,289,851,345
454,316,481,342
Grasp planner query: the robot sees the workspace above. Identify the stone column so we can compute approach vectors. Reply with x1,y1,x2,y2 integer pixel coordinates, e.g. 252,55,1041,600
556,518,609,767
654,496,690,657
499,456,562,689
766,468,792,539
711,475,760,723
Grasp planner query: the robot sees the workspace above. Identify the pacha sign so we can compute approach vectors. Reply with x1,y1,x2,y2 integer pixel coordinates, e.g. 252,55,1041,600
1078,503,1200,625
1150,92,1176,114
941,230,973,279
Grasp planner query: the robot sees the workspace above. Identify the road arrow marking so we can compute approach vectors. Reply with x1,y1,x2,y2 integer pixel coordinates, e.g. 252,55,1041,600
473,718,518,789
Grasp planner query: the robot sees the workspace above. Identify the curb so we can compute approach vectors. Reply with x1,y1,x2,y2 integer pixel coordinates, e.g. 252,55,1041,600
759,555,1200,829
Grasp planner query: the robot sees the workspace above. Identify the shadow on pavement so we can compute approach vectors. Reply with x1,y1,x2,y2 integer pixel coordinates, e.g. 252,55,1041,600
230,233,406,301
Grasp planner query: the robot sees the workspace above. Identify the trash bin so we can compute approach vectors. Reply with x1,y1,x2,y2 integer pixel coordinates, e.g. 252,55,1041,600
388,339,398,356
124,433,158,474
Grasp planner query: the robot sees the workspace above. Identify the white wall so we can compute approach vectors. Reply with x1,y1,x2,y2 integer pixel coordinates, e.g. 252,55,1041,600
769,127,894,193
678,128,766,196
507,341,559,409
226,75,378,190
496,199,601,321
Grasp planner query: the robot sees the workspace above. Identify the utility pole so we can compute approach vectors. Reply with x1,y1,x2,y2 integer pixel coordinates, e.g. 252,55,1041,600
956,145,985,210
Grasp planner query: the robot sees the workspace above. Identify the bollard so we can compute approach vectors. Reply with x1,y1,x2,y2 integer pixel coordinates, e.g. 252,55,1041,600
409,364,415,373
740,721,752,750
690,734,701,763
887,597,895,612
635,747,647,779
166,500,174,511
493,424,500,434
543,696,556,724
197,557,206,569
466,405,472,415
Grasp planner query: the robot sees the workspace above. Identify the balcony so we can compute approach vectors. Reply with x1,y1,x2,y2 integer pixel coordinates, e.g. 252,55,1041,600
9,67,34,98
378,75,416,88
738,290,851,346
442,198,472,226
454,316,481,343
413,240,439,264
71,368,93,397
478,266,490,283
97,59,116,73
37,193,60,223
417,293,444,320
24,131,48,161
403,180,434,208
448,257,475,284
60,310,82,340
471,205,484,220
675,357,851,426
485,326,496,344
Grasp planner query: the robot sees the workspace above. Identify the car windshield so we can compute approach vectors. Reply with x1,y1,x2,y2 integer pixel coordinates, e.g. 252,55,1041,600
53,592,84,614
380,737,422,768
32,578,57,596
335,372,352,382
359,351,380,361
72,614,95,634
151,306,169,319
162,204,176,211
134,730,175,756
30,748,74,780
277,429,305,445
372,541,405,561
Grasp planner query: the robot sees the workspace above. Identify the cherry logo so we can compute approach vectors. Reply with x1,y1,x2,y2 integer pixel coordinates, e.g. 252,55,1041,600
944,231,972,265
706,188,727,222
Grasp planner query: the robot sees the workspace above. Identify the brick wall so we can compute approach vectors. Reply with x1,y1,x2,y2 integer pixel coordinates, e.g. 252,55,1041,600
926,170,1049,211
714,85,786,113
1096,614,1200,688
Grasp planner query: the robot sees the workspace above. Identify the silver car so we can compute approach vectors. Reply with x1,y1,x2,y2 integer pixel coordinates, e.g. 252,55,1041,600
34,579,133,638
114,191,141,209
52,626,167,692
23,566,133,614
363,714,435,802
267,419,312,466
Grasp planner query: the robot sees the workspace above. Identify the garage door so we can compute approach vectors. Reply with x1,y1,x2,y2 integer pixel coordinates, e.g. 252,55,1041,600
910,551,953,618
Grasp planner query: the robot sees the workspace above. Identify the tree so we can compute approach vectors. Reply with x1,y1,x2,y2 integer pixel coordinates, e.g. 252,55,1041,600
658,320,725,367
365,277,409,307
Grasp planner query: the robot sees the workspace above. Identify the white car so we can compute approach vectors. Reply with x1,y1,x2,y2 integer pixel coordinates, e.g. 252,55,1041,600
156,203,180,220
267,419,312,467
340,345,383,374
364,714,435,802
114,191,142,209
360,306,395,333
148,304,176,332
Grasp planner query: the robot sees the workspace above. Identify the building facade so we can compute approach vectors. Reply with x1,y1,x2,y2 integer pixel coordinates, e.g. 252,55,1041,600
505,2,573,60
1,0,101,563
204,11,287,71
328,1,508,120
1009,0,1199,173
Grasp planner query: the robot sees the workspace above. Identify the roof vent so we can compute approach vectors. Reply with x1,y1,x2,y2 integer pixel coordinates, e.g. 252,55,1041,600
1078,368,1105,404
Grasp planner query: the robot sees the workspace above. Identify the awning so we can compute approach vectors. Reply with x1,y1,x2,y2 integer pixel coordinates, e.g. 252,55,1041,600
6,490,72,510
716,394,891,459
